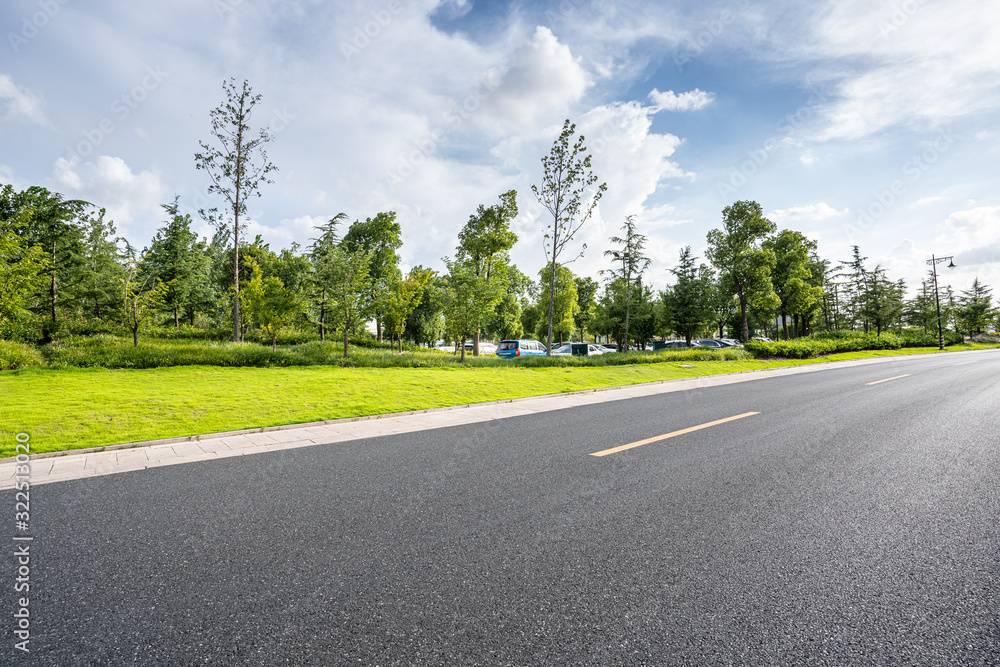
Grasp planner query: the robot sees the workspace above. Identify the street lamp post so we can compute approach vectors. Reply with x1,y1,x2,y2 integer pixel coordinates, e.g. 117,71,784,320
925,254,956,350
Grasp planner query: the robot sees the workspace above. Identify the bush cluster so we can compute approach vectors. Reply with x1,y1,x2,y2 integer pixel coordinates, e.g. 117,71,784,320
0,341,44,370
747,329,963,359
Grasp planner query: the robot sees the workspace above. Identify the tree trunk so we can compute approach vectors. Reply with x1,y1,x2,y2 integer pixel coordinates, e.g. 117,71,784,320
546,256,557,356
50,240,57,323
132,326,138,347
782,309,789,340
473,330,479,357
376,319,382,344
319,293,326,342
738,288,749,342
343,320,350,359
272,333,277,352
174,306,180,328
233,229,241,343
459,337,466,363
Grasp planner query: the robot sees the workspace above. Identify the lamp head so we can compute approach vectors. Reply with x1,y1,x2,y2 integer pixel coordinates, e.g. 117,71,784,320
947,259,956,269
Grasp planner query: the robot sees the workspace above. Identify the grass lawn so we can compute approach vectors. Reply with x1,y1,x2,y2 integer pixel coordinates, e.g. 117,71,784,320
1,343,993,458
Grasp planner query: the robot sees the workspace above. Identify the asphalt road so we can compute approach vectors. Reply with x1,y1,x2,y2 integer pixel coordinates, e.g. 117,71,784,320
4,350,1000,665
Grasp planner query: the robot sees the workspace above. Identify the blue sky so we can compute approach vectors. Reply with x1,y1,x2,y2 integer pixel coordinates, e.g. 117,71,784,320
1,0,998,295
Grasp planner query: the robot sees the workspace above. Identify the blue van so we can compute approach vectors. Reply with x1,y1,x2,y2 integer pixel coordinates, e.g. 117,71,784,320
496,339,547,358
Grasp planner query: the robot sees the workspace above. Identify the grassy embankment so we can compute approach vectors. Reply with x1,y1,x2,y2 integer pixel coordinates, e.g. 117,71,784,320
2,341,995,458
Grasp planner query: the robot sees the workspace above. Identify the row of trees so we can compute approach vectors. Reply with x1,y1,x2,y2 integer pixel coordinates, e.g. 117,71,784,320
1,182,995,355
1,75,995,356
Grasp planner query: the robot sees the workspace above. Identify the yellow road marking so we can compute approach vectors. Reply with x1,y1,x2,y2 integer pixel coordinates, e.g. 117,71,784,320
590,412,760,457
865,374,911,386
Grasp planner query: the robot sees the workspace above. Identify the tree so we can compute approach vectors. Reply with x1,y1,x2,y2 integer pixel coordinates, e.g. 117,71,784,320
121,251,167,346
6,187,89,327
957,278,993,337
145,199,203,328
194,78,278,342
535,263,578,345
531,119,606,355
764,230,821,339
601,216,650,351
242,265,300,351
706,201,779,342
341,212,402,343
443,257,505,362
0,210,48,326
404,267,446,347
662,246,713,345
327,245,372,359
485,265,530,343
456,190,518,355
382,268,430,352
309,213,348,341
76,208,126,322
573,276,599,342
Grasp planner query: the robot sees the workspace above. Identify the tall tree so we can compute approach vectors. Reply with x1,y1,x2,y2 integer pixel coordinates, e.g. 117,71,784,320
241,263,300,351
662,246,713,345
146,199,201,327
120,250,167,347
706,200,779,342
77,208,125,322
573,275,599,342
764,230,821,340
404,267,445,347
327,245,372,359
534,263,578,345
531,119,606,355
382,267,431,352
194,78,278,342
456,190,518,355
957,278,993,337
601,216,650,351
341,212,402,343
309,213,348,341
0,209,48,326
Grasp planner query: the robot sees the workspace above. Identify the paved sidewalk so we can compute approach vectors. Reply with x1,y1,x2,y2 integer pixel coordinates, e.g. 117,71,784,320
0,353,965,489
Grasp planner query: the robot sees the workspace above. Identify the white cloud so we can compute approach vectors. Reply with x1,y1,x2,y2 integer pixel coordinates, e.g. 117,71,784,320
0,74,49,127
912,196,943,208
648,88,715,112
478,26,590,133
795,1,1000,141
50,155,167,239
770,203,847,224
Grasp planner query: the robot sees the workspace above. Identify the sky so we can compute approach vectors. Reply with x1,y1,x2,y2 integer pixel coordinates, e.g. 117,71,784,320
2,0,999,297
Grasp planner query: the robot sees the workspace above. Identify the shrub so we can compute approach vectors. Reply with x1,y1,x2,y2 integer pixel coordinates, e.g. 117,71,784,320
0,341,44,370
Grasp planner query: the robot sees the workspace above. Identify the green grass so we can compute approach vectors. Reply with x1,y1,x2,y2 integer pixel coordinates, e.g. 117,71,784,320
2,343,996,458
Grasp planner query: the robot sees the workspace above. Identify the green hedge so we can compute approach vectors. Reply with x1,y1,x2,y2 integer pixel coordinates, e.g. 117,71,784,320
0,341,44,370
746,330,964,359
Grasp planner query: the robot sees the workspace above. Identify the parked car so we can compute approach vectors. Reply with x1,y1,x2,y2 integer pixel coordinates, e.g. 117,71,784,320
549,343,608,356
600,344,619,352
495,339,547,358
694,338,728,348
658,340,704,348
753,337,774,343
717,338,744,347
